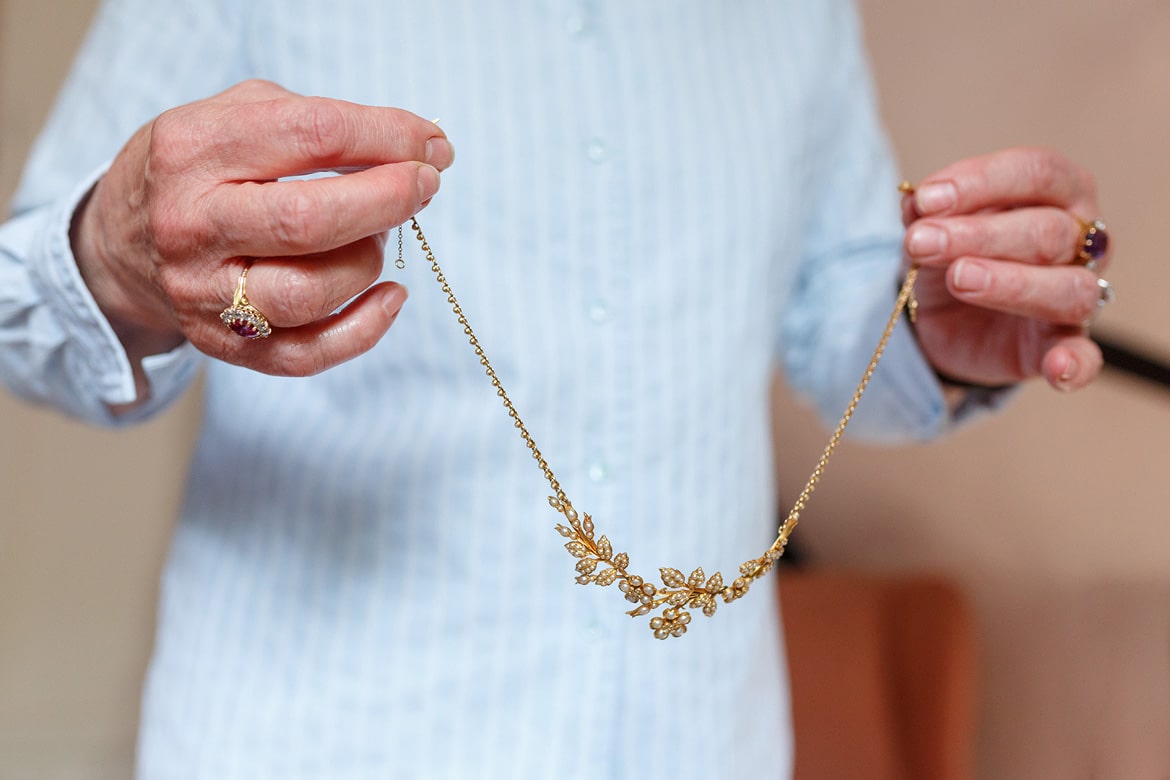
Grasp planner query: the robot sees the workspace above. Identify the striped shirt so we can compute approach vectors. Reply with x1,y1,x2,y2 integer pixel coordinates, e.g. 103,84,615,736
0,1,949,777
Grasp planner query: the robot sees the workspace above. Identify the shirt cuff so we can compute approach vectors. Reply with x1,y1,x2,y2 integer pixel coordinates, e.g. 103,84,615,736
28,163,202,419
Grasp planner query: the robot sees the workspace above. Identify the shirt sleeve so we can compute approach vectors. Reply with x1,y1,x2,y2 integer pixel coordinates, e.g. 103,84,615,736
778,0,953,444
0,0,244,426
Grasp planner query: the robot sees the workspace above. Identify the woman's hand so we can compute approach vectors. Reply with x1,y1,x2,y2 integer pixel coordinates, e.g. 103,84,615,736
902,147,1111,392
73,79,454,382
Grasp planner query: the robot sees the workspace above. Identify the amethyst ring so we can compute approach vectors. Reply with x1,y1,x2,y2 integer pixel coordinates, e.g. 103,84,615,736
220,264,272,339
1076,218,1109,271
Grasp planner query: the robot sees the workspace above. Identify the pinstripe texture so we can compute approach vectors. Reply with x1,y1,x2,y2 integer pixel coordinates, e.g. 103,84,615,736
0,1,953,777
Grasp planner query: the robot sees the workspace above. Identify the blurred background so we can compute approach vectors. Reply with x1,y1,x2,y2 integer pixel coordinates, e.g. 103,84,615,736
1,0,1167,777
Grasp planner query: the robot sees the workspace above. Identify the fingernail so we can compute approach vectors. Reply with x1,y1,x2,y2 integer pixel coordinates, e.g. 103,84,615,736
907,224,947,257
425,137,453,167
1057,354,1078,390
952,259,990,292
383,284,408,318
915,182,957,215
416,164,440,202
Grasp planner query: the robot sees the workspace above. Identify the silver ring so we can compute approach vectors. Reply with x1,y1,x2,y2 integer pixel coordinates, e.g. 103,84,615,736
1096,277,1115,310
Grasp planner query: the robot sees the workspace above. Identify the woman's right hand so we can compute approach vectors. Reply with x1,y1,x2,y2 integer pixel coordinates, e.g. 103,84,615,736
72,79,454,383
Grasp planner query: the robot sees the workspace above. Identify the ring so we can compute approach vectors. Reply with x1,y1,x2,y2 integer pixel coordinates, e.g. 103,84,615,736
1096,277,1115,309
1076,218,1109,271
220,264,272,339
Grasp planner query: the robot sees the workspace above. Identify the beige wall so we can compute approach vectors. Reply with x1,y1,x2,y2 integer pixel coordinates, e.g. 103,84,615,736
0,1,201,776
1,1,1167,777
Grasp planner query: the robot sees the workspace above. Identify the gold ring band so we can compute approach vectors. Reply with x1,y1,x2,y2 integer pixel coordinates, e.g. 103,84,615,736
1076,218,1109,270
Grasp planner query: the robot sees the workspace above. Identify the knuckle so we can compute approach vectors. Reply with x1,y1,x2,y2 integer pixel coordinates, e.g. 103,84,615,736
146,203,188,258
268,189,331,250
145,193,207,260
1068,272,1101,321
998,266,1029,301
145,111,189,173
1029,215,1071,263
269,341,331,377
147,107,214,176
1023,150,1062,196
274,266,323,323
290,100,351,164
233,78,283,97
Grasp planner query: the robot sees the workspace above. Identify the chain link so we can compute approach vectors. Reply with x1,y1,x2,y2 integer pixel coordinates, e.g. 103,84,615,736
409,218,568,503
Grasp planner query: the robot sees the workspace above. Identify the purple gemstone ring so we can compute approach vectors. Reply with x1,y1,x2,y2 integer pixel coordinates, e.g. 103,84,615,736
1076,218,1109,271
220,264,272,339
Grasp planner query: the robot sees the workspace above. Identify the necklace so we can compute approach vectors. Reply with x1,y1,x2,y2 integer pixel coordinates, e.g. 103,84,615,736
401,200,919,640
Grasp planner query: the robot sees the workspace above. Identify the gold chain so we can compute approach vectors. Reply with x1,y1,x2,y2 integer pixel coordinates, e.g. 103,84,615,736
407,215,919,640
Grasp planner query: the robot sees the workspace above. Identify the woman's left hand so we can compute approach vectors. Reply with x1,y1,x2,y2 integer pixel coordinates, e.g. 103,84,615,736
902,146,1112,392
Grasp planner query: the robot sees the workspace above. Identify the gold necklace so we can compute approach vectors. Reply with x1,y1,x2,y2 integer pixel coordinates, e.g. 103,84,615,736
402,197,919,640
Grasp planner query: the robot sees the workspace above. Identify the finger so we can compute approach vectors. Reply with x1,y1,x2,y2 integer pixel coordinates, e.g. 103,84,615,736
208,162,439,256
906,207,1109,270
947,258,1103,325
212,282,408,376
901,190,918,226
912,147,1098,220
155,81,453,175
234,234,388,328
1041,334,1103,392
204,96,454,178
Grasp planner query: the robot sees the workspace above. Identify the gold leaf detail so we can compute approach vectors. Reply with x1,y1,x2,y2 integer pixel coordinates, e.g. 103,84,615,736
668,591,689,607
565,541,590,559
576,558,598,575
595,568,618,586
687,567,706,590
705,572,724,593
613,552,630,570
555,524,574,538
660,567,686,588
597,535,613,559
739,559,763,577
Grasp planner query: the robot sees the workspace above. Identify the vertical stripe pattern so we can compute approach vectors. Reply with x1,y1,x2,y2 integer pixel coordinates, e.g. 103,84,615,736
0,0,955,778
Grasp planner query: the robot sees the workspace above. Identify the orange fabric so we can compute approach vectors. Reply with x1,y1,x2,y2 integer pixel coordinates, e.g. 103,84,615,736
779,571,978,780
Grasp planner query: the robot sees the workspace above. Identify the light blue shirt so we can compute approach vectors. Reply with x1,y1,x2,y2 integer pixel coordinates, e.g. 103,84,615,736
0,1,951,777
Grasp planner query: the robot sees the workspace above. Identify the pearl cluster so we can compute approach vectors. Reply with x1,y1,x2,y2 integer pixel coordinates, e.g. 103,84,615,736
551,495,779,640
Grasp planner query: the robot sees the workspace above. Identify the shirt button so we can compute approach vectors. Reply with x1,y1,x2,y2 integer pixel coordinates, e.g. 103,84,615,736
588,299,609,324
584,138,607,163
565,13,587,36
588,460,609,483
